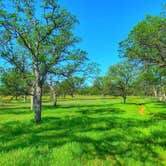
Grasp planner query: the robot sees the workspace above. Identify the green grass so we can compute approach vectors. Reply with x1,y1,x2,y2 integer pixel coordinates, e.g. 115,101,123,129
0,96,166,166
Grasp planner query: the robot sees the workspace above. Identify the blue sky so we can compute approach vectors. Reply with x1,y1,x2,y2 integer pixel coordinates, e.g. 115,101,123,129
60,0,165,75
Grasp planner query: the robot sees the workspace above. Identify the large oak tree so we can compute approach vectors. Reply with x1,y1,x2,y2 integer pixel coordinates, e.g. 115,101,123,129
0,0,88,123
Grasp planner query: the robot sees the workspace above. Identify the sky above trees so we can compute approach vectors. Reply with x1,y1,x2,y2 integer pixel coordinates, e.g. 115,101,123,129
0,0,165,74
60,0,165,74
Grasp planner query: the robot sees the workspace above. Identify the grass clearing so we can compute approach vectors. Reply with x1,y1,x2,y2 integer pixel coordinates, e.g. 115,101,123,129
0,96,166,166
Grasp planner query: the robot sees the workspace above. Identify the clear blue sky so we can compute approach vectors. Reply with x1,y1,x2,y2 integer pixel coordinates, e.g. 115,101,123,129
60,0,165,75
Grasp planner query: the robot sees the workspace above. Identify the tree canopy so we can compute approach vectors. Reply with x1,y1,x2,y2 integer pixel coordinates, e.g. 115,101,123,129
0,0,89,123
119,13,166,67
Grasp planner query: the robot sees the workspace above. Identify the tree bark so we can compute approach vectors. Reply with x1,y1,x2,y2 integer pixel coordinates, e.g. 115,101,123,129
122,94,126,104
30,83,36,111
34,62,43,123
71,93,74,99
35,82,42,123
31,95,35,110
52,91,57,106
50,85,57,106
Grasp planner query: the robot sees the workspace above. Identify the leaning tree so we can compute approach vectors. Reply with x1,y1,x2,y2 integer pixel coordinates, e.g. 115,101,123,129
0,0,88,123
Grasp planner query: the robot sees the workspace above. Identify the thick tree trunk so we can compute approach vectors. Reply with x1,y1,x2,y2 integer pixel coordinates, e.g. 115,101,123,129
34,62,43,123
35,82,42,123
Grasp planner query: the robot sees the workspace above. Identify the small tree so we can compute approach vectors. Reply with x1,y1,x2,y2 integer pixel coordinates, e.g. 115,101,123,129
90,77,104,95
105,62,136,104
58,77,84,98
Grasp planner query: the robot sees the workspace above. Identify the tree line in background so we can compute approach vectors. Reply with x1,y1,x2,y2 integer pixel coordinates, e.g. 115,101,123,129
0,1,165,123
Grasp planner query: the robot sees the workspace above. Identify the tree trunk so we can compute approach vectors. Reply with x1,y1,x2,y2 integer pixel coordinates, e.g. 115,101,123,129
35,82,42,123
161,87,166,102
71,93,74,99
34,62,43,123
63,93,66,99
158,90,162,101
52,91,57,106
30,85,35,110
31,95,35,110
123,97,126,104
23,95,27,103
49,85,57,106
152,86,157,98
122,94,126,104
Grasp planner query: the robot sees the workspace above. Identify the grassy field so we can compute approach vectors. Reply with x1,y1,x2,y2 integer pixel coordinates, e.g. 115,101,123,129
0,96,166,166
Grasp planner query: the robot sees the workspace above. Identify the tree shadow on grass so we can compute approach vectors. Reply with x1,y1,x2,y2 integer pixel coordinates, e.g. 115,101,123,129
43,103,118,111
149,113,166,120
0,106,31,115
0,105,165,164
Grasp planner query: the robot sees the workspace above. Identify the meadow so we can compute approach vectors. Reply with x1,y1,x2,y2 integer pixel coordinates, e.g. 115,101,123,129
0,96,166,166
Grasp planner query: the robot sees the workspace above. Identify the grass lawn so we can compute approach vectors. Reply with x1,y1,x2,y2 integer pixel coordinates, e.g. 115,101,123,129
0,96,166,166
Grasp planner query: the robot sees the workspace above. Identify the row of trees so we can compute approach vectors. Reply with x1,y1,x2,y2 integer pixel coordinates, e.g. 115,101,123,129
88,63,166,103
1,60,165,105
87,6,166,102
85,7,166,103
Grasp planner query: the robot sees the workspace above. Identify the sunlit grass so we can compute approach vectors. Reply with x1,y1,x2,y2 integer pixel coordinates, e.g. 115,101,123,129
0,96,166,166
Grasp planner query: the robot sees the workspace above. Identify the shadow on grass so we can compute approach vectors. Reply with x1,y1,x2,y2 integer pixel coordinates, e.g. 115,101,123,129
43,103,118,110
150,113,166,120
0,106,31,115
0,106,165,163
0,98,166,164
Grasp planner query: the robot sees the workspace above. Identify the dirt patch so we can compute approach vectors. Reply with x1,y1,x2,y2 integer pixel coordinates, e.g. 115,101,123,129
132,98,145,116
138,105,145,116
